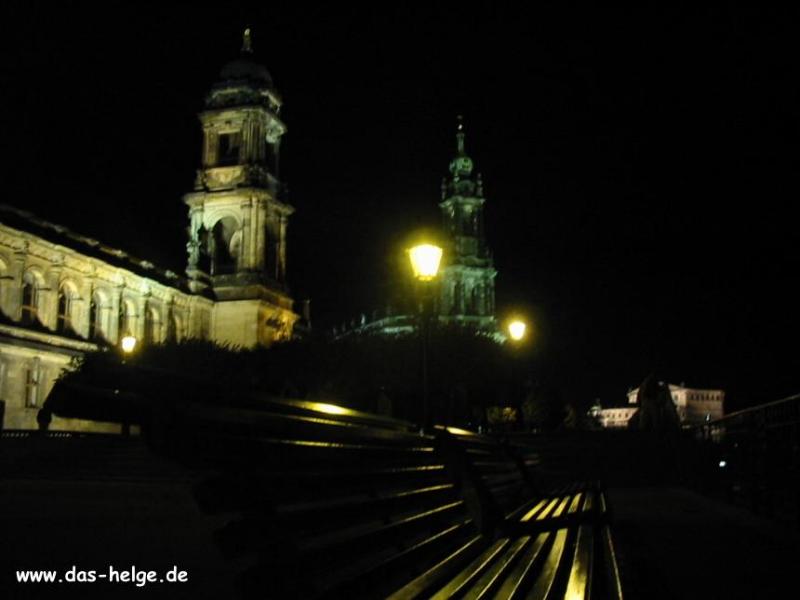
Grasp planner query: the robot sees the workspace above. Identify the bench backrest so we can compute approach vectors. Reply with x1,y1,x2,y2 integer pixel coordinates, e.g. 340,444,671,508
45,373,620,598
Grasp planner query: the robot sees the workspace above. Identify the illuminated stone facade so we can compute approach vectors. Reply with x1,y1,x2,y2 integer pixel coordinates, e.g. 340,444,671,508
626,383,724,425
0,206,215,431
0,31,296,431
438,119,497,330
184,29,296,347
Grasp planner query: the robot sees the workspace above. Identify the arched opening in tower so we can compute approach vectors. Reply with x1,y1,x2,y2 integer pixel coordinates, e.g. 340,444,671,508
210,217,241,275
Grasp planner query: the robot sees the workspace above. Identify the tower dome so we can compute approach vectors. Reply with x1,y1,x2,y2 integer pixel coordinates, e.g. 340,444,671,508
218,28,273,86
207,28,280,110
218,56,273,86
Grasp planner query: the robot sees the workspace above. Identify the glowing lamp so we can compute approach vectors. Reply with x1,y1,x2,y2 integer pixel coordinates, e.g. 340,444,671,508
508,319,527,341
408,244,443,281
121,335,137,354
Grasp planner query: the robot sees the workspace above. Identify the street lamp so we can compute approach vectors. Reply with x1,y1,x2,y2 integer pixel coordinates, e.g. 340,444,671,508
508,319,527,342
121,334,137,354
505,317,530,430
408,242,443,431
408,244,443,281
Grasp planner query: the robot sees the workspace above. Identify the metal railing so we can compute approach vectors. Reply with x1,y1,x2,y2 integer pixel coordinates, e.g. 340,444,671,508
691,394,800,525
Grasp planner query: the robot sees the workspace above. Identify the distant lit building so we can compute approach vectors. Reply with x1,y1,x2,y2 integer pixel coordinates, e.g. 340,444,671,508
594,383,725,428
593,405,639,429
0,31,297,431
626,383,725,424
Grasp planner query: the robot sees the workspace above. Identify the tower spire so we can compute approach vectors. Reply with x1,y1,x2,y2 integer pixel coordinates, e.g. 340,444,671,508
449,115,473,177
456,115,466,155
438,116,496,331
242,27,253,53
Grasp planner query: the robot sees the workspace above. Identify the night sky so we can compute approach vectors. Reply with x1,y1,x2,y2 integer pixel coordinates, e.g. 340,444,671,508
3,5,799,411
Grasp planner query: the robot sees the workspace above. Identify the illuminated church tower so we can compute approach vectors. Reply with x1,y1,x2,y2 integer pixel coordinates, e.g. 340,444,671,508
184,29,297,347
438,117,497,329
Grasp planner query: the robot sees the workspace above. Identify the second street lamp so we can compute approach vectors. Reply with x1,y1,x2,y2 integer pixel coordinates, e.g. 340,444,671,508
408,242,443,432
508,319,527,342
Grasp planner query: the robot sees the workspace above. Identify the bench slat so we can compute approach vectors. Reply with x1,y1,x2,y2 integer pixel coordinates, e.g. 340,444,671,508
462,535,530,599
525,527,570,600
386,534,486,599
430,538,511,599
494,532,551,599
564,525,594,600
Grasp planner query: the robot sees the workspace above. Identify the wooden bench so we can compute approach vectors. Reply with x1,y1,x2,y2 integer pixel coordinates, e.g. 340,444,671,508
45,369,625,598
390,429,623,599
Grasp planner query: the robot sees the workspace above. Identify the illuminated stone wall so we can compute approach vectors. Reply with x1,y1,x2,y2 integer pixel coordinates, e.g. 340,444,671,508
0,32,299,430
0,214,214,430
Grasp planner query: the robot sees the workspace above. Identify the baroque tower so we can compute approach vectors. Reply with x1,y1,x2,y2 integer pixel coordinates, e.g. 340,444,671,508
438,117,497,329
184,29,297,347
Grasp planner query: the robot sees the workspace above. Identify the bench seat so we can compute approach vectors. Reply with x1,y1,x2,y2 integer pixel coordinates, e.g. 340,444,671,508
44,373,624,598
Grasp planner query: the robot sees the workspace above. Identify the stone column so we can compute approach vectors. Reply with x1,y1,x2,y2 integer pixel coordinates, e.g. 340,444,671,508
76,277,94,339
239,197,253,272
273,138,281,178
186,206,204,271
44,265,63,331
111,286,124,343
265,208,280,280
136,295,148,341
254,199,266,272
203,126,216,168
278,215,287,282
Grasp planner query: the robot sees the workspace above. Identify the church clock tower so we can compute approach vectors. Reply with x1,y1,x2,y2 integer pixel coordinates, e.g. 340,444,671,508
184,29,297,347
438,117,497,329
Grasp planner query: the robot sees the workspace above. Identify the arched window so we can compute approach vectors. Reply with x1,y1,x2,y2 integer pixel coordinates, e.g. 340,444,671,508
210,217,240,275
89,295,99,340
469,286,479,315
454,281,464,313
56,286,74,334
143,304,159,344
217,131,241,166
165,309,181,343
118,299,133,341
21,272,40,324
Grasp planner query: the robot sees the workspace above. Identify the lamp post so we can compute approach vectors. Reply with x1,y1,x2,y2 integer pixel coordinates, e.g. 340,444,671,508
506,317,529,430
119,333,137,437
408,243,443,432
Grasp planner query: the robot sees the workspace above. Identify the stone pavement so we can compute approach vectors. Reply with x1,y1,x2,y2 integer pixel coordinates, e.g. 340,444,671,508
609,487,797,599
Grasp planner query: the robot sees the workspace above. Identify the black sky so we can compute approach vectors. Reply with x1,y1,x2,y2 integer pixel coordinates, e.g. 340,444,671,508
2,4,799,410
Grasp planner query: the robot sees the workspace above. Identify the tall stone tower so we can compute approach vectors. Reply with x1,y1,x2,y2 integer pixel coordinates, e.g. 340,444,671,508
438,117,497,329
184,29,297,347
